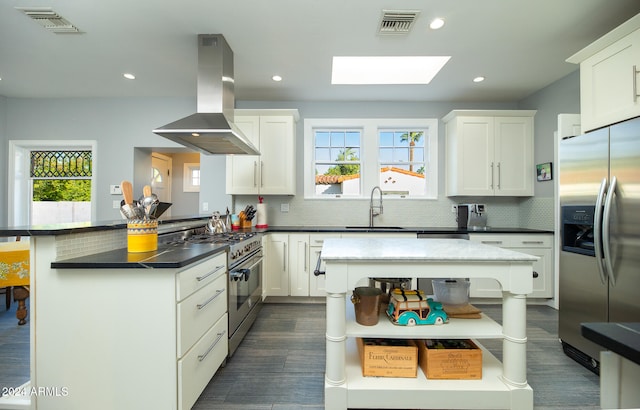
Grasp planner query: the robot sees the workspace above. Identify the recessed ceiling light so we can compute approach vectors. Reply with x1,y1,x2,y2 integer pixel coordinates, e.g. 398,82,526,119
429,18,445,30
473,76,485,83
123,73,135,80
331,56,450,85
272,75,282,82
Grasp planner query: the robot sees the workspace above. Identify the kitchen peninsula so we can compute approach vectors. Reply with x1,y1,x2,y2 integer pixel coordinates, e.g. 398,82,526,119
321,237,537,410
0,216,227,410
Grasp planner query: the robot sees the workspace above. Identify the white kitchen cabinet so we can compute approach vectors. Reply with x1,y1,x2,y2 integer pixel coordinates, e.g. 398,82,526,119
266,232,417,298
35,240,228,410
226,109,299,195
309,234,341,296
264,233,326,297
264,233,290,296
289,233,310,296
444,110,536,197
567,15,640,132
468,233,553,298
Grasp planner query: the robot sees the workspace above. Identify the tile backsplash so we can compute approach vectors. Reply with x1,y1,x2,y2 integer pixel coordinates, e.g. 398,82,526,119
55,230,127,260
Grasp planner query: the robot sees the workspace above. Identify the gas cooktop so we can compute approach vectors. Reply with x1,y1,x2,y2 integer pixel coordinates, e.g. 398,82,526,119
160,228,257,246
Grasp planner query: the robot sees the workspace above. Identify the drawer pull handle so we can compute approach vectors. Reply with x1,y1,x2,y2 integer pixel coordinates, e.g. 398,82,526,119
198,330,226,362
481,241,503,245
196,265,225,282
197,289,225,310
634,65,639,103
522,241,544,245
533,271,539,278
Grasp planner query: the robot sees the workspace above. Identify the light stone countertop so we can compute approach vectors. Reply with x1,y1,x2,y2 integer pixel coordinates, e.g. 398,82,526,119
321,238,538,262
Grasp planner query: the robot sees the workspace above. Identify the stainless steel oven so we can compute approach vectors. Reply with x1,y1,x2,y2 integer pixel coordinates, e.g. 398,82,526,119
227,238,263,356
158,225,263,357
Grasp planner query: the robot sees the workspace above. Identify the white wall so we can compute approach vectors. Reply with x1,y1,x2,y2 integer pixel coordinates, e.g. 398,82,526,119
4,97,196,222
0,95,8,226
0,70,581,228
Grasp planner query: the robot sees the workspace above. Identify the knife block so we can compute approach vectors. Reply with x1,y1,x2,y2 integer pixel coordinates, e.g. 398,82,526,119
238,214,252,228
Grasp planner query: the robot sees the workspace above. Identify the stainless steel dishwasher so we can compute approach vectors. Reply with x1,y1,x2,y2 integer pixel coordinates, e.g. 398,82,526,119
416,233,469,294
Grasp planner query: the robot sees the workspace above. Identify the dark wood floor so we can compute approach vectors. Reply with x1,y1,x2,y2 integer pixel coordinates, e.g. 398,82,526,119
193,302,600,410
0,299,600,409
0,294,30,391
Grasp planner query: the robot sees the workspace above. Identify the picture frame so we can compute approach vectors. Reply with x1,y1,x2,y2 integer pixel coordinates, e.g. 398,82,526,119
536,162,552,181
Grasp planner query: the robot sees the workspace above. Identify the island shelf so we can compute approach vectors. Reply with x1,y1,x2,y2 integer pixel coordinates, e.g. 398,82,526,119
321,238,536,410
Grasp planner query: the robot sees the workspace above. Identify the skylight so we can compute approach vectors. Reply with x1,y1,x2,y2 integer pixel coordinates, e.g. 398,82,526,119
331,56,450,85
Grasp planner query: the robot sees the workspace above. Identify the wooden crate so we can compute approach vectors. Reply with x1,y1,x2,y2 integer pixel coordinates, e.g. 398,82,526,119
356,337,418,378
417,339,482,380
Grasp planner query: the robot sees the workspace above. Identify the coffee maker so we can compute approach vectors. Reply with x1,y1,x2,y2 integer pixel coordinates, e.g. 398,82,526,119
456,204,487,230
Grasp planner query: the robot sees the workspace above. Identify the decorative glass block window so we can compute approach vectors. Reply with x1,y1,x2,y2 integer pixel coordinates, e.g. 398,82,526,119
30,150,92,178
313,129,362,196
30,150,92,201
378,130,426,197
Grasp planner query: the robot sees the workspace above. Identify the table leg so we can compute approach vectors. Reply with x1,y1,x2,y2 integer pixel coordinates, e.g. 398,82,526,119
13,286,29,325
502,292,528,387
325,291,347,409
4,286,11,310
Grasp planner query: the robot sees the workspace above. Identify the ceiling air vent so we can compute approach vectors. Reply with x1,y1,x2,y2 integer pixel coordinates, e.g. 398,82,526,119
378,10,420,35
15,7,81,33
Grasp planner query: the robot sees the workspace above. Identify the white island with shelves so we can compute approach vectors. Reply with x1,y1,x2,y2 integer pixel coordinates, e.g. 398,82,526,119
321,238,536,410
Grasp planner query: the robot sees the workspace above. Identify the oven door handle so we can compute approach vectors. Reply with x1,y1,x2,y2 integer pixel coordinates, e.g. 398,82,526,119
230,269,247,281
242,255,263,272
314,251,325,276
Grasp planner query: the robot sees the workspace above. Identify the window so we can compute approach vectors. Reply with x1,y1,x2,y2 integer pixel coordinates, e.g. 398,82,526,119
30,150,93,224
314,129,362,196
379,130,426,197
304,118,438,199
183,163,200,192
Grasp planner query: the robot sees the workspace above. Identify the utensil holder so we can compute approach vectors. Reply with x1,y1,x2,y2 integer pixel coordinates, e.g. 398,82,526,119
127,219,158,253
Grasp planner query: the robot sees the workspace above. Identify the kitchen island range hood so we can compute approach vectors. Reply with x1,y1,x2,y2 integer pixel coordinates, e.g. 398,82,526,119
153,34,259,155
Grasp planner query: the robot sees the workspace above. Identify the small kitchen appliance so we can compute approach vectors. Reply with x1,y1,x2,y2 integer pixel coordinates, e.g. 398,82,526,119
456,204,487,230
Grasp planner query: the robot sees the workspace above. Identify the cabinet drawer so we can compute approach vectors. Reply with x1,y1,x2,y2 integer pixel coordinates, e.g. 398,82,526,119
178,314,228,410
470,234,551,248
177,252,226,301
309,234,341,246
178,274,227,358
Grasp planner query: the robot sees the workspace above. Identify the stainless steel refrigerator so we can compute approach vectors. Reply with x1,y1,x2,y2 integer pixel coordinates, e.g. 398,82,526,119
559,115,640,373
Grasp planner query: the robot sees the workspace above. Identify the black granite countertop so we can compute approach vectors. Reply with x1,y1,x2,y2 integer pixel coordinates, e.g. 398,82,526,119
3,217,551,269
51,241,229,269
0,215,209,237
1,215,552,237
581,322,640,366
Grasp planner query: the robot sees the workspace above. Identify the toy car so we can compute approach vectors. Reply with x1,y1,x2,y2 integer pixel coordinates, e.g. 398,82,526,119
386,289,448,326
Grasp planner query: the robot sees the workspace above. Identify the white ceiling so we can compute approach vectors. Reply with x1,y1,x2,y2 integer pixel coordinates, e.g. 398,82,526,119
1,0,639,102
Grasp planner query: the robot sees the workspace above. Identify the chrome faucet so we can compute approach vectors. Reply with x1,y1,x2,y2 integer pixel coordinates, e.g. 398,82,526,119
369,186,383,227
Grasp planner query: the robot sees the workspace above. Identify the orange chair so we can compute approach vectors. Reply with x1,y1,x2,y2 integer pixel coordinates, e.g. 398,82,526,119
0,237,30,325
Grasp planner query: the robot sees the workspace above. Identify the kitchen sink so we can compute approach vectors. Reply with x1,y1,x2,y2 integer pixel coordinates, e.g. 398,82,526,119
344,226,405,231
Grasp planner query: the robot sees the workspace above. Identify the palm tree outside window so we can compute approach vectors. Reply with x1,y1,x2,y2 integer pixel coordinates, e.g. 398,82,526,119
379,129,427,197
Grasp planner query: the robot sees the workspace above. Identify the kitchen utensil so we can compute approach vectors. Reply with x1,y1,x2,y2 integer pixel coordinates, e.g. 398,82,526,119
149,202,171,219
225,208,231,232
121,180,144,219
